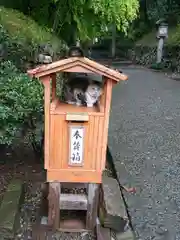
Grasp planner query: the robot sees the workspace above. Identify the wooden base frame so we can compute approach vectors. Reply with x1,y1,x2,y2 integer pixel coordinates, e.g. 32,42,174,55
47,182,100,232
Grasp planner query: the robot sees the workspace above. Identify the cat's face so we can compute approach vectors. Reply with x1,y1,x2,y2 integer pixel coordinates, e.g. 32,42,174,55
86,84,102,98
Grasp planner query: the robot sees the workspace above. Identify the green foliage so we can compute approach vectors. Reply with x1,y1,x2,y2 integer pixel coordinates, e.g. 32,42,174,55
146,0,179,24
0,7,67,71
0,7,68,161
127,21,149,41
0,6,63,50
167,25,180,46
0,61,44,157
0,23,34,71
126,0,180,43
137,26,180,47
59,0,139,41
91,0,139,32
0,0,139,43
150,62,165,70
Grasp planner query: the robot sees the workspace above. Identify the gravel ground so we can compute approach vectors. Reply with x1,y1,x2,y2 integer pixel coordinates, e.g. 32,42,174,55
108,67,180,240
15,182,42,240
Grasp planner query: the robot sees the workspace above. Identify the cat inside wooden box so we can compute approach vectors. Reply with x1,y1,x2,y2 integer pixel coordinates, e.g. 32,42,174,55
61,46,103,107
62,72,103,107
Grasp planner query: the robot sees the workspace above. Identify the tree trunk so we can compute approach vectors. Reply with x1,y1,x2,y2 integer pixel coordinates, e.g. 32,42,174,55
111,24,116,58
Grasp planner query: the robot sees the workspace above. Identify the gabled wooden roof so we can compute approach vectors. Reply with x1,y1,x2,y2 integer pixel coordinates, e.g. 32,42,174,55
27,57,128,82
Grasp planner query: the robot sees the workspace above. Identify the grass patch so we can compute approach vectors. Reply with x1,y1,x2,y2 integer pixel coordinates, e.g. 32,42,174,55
0,179,23,239
0,6,66,52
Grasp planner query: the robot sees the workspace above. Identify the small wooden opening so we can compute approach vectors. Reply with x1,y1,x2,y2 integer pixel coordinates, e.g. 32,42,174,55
49,71,106,115
60,210,87,231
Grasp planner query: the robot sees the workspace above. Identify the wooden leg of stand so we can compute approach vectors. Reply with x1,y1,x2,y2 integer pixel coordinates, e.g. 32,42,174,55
48,182,61,230
86,183,99,230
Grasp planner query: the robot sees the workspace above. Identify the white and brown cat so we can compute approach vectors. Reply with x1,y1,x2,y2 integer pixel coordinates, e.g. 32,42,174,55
63,74,102,107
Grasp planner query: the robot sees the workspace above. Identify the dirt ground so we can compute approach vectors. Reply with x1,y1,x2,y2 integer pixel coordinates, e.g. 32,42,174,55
0,143,45,204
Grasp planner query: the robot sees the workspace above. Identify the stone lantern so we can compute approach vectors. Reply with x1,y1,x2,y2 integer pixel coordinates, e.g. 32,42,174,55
156,20,168,63
156,21,168,39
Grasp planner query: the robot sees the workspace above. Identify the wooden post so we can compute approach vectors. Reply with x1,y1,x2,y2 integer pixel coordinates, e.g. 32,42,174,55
86,183,99,230
41,75,51,169
101,79,113,170
51,73,56,102
48,182,61,230
111,23,116,58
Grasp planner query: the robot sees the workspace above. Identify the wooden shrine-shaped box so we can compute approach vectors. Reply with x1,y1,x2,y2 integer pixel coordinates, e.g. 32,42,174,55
28,57,128,183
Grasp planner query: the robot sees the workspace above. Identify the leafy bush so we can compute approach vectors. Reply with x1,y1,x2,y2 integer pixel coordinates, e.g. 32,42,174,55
0,7,68,161
150,62,165,70
137,26,180,48
0,6,64,52
0,61,44,160
167,24,180,46
0,24,32,71
0,7,67,71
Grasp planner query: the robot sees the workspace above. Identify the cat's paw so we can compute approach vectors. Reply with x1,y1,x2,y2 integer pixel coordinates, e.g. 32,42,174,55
67,100,76,105
76,102,82,106
87,103,93,107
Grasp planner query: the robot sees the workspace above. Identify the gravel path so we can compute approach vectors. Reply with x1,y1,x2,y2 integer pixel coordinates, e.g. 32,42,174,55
108,67,180,240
